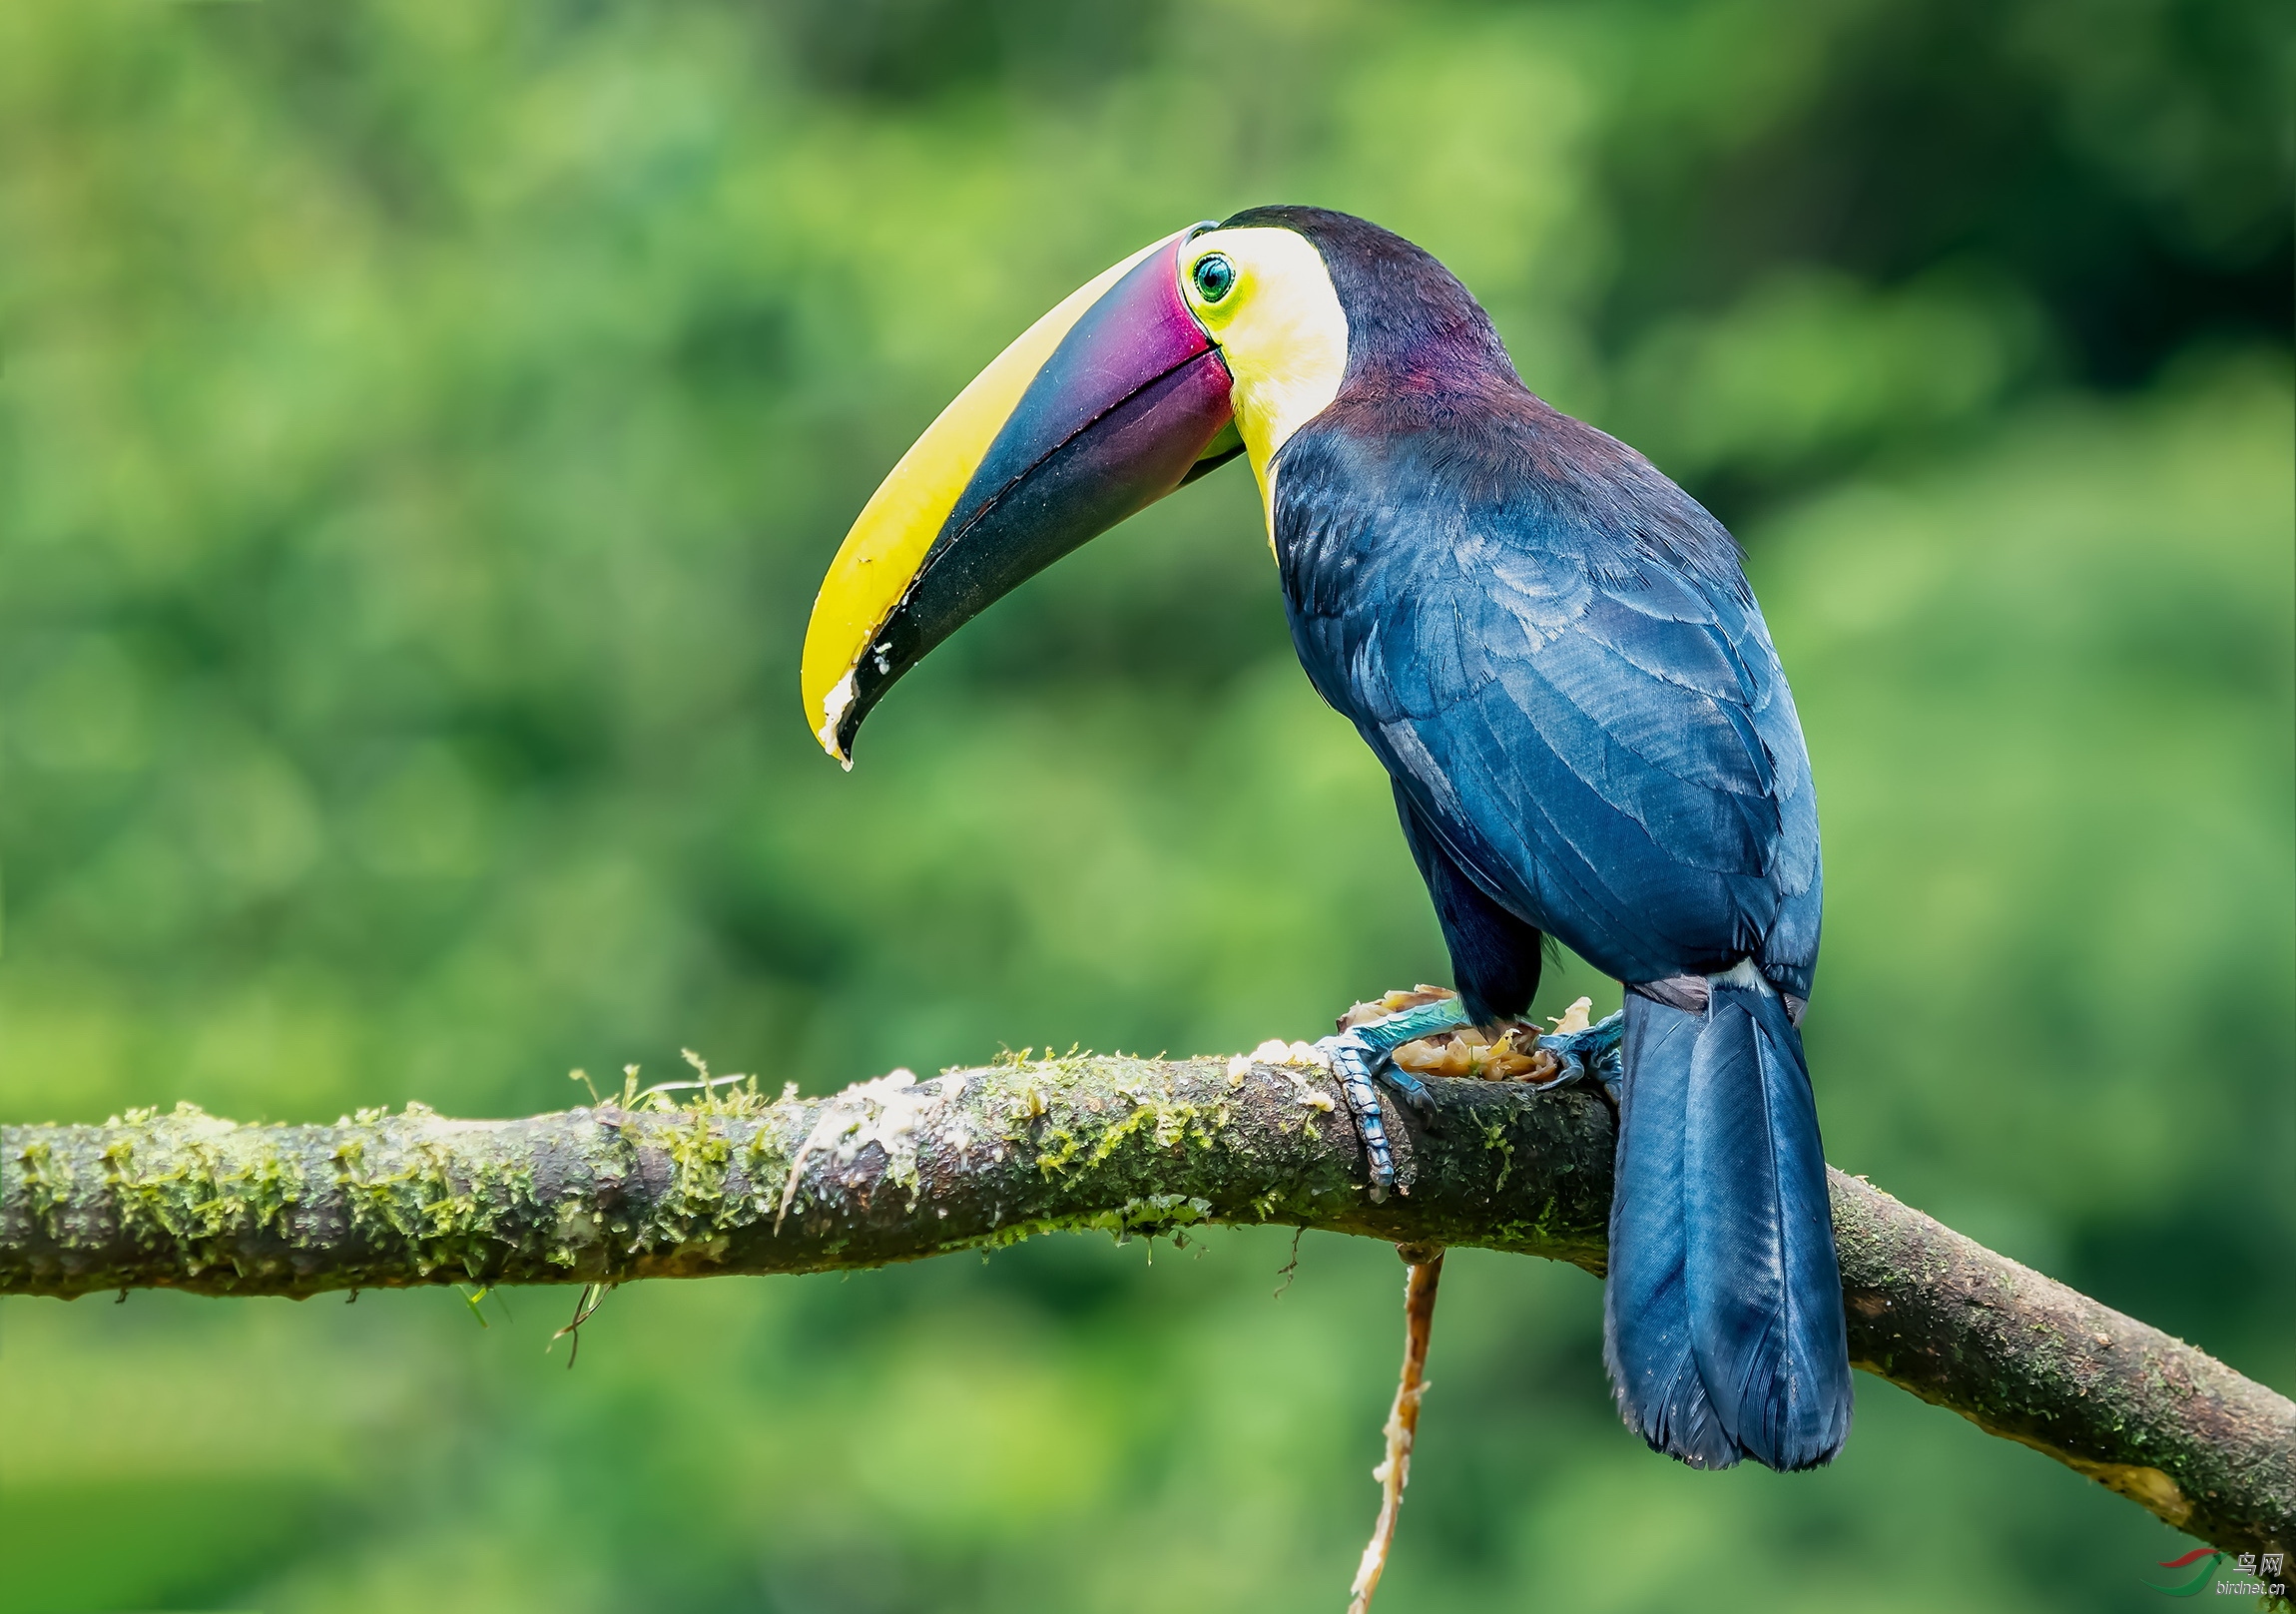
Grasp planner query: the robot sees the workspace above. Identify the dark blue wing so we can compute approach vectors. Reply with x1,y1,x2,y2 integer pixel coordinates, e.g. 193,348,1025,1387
1275,410,1820,993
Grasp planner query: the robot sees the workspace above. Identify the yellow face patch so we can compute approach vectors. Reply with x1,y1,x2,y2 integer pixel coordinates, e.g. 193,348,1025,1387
1178,227,1350,522
800,231,1184,761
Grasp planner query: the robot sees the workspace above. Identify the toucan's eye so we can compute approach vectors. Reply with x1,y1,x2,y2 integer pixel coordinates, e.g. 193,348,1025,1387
1191,254,1236,304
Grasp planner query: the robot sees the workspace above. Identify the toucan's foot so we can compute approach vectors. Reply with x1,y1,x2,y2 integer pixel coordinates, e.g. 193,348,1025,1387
1315,1028,1402,1202
1341,985,1548,1084
1338,989,1626,1098
1533,1001,1626,1106
1319,990,1480,1201
1318,989,1629,1197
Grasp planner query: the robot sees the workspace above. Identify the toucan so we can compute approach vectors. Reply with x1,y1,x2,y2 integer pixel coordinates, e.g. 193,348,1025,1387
802,207,1853,1472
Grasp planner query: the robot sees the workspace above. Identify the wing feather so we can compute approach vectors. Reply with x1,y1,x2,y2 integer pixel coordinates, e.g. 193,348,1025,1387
1277,412,1818,986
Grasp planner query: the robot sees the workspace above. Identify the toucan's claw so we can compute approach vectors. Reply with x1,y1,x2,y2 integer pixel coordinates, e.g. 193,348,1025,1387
1532,1011,1627,1106
1376,1063,1438,1120
1317,993,1482,1200
1317,1029,1401,1201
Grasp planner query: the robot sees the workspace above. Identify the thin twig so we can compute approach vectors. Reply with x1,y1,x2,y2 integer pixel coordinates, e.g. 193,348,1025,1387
1349,1245,1444,1614
549,1282,612,1369
1274,1225,1306,1298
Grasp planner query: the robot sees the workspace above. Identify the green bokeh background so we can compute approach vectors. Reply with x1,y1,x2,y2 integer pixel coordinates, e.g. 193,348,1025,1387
2,2,2289,1610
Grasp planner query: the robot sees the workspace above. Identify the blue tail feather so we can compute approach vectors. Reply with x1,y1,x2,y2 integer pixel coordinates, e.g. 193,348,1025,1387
1602,997,1739,1468
1605,978,1853,1471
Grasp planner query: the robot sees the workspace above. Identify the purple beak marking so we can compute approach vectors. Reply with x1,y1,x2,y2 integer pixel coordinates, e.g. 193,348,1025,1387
826,229,1240,757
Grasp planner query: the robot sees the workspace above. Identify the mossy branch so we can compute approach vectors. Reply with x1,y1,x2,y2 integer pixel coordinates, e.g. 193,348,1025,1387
4,1053,2289,1572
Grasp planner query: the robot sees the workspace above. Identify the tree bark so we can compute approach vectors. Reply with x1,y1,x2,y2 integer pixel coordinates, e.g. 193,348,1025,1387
4,1052,2289,1574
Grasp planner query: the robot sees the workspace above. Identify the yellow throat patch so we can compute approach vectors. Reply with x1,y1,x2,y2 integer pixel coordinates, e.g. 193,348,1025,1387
1179,226,1350,539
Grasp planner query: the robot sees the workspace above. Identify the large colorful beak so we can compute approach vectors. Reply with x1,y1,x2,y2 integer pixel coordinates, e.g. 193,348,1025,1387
801,226,1241,764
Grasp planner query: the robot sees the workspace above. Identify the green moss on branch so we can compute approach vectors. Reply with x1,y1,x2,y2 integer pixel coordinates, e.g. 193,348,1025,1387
1,1057,1612,1296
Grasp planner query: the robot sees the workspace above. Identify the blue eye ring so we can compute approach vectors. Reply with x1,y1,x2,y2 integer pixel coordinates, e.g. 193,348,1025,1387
1191,253,1236,304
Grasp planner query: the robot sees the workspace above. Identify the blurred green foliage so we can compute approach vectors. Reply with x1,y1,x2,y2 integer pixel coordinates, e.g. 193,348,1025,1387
0,1,2288,1610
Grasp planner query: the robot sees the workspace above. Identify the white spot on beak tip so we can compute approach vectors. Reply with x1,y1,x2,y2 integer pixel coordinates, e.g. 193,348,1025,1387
818,669,859,769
